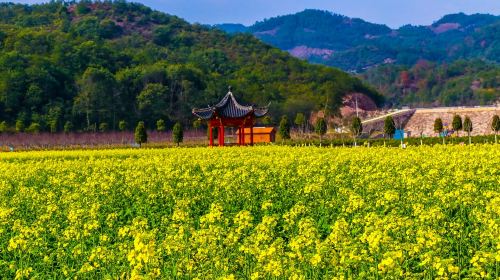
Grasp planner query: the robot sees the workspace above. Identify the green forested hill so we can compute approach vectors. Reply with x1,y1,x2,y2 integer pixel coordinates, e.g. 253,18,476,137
360,59,499,107
217,9,500,71
216,9,500,107
0,2,381,133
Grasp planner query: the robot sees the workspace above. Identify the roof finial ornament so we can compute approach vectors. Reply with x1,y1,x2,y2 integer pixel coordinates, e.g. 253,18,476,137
228,85,232,94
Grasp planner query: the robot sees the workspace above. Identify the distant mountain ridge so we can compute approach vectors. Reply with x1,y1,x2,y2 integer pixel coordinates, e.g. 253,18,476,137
215,10,500,72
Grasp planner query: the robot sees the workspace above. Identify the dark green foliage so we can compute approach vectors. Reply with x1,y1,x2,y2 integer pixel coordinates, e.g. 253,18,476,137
134,121,147,147
76,1,91,15
294,113,305,132
15,119,24,133
463,116,473,144
48,120,58,133
47,115,60,133
99,19,122,39
63,121,73,133
213,24,248,34
350,116,362,146
434,118,444,135
118,120,127,131
278,116,291,140
492,115,500,133
351,117,362,137
153,26,173,46
74,67,116,130
452,115,463,133
261,116,273,126
463,116,473,134
492,115,500,143
246,9,391,53
138,84,169,124
172,122,183,146
0,121,7,133
156,119,166,132
383,116,396,139
26,122,41,134
315,118,327,141
99,122,108,132
0,2,381,133
192,119,202,129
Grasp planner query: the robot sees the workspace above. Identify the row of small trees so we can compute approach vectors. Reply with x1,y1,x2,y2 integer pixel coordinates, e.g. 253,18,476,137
134,121,184,147
382,114,500,145
0,120,75,134
433,114,500,144
0,118,189,136
278,115,364,145
277,113,500,146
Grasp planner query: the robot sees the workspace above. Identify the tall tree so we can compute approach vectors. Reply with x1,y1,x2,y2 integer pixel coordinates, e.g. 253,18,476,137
118,120,127,143
452,114,462,137
278,115,291,141
26,122,41,134
134,121,148,147
192,119,202,134
118,120,127,132
315,117,327,144
383,116,396,145
0,121,7,133
63,121,73,133
294,113,305,135
351,116,362,147
463,116,473,145
15,118,24,133
156,119,166,133
434,118,444,144
172,122,183,146
491,115,500,143
73,67,116,130
137,83,170,124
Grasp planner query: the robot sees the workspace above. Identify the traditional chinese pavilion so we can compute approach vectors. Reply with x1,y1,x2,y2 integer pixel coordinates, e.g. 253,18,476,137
192,87,269,146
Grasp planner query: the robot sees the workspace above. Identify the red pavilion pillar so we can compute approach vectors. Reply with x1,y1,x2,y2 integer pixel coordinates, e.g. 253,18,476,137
220,125,225,146
242,125,246,145
218,126,221,146
209,123,213,147
250,125,254,146
238,127,241,145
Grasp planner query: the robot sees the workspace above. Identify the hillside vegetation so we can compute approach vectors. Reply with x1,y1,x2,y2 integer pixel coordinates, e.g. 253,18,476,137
361,59,499,107
0,2,381,133
218,10,499,71
216,9,500,107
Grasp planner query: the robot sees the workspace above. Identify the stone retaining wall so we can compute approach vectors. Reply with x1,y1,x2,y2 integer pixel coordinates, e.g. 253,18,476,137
405,107,500,137
361,106,500,137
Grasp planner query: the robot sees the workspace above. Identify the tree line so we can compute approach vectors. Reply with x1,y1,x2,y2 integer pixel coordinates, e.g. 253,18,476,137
275,112,500,146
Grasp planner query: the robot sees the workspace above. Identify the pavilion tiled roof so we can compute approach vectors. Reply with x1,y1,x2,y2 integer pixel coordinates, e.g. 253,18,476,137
192,90,269,120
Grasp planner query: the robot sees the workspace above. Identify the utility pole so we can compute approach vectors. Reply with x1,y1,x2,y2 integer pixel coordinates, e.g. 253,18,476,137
355,94,359,118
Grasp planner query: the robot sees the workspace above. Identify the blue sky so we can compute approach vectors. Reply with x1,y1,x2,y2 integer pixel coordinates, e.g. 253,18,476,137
8,0,500,28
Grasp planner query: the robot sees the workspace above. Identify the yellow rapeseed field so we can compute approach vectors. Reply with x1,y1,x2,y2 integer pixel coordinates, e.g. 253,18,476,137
0,145,499,279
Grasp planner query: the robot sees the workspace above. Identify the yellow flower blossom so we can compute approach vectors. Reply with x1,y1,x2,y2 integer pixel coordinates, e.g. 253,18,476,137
0,145,497,278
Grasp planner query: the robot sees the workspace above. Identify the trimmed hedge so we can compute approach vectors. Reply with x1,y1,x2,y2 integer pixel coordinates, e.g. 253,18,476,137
281,135,498,147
